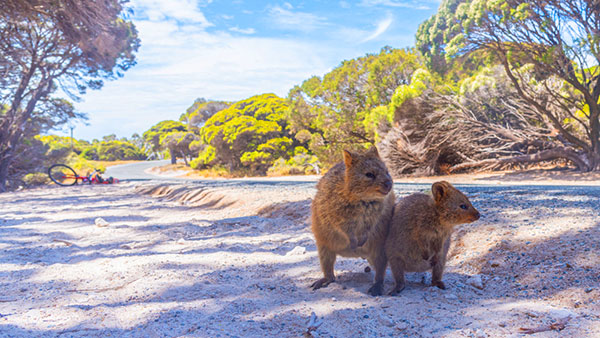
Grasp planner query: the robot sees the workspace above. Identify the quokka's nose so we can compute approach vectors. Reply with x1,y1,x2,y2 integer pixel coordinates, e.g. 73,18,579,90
473,210,481,220
381,179,392,193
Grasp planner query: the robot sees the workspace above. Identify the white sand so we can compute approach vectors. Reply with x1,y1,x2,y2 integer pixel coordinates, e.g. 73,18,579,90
0,180,599,337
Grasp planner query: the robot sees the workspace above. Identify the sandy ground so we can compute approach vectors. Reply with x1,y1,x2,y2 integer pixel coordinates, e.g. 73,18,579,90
1,177,599,337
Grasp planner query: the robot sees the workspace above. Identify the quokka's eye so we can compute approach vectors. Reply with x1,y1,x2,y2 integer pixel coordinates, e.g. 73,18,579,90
365,172,375,179
460,204,468,210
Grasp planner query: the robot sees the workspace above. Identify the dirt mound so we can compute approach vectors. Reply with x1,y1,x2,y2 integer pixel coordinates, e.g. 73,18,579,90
135,183,314,224
135,184,241,209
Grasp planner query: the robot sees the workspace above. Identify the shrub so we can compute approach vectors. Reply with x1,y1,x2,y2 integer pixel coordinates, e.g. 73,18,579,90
23,173,50,186
267,153,320,176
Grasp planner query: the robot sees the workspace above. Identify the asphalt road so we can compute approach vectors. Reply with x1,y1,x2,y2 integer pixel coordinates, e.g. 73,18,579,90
103,160,322,188
105,160,172,181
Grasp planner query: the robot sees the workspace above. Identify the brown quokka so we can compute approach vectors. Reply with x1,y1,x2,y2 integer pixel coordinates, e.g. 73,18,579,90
311,147,395,296
385,181,480,295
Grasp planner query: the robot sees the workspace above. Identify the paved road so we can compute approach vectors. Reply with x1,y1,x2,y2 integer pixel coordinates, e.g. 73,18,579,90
105,160,172,181
104,160,321,188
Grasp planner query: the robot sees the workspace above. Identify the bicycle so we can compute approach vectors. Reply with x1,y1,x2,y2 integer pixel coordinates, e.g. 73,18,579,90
47,164,117,186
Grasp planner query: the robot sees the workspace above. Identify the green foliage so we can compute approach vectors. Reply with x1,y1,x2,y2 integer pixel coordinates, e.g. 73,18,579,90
54,135,147,161
266,152,319,176
68,153,106,174
415,0,499,79
190,146,217,169
286,47,422,166
386,68,443,118
23,172,49,186
199,93,295,174
458,66,496,96
415,0,600,170
240,151,272,171
160,131,199,164
8,136,53,183
80,147,98,160
180,98,230,130
415,0,463,73
36,135,90,155
142,120,187,154
95,140,147,161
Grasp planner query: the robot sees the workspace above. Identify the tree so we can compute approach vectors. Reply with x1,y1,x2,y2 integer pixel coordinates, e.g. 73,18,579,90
287,47,422,167
417,0,600,171
1,105,81,187
142,120,187,158
195,94,294,174
95,140,146,161
180,98,230,130
161,132,199,165
130,132,143,149
102,134,117,142
0,0,139,191
2,0,133,59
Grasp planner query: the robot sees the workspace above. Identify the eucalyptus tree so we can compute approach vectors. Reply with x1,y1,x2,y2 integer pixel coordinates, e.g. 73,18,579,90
0,0,139,190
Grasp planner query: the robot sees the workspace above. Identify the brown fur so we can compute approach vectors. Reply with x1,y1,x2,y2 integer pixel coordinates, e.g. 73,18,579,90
311,147,395,296
385,181,480,295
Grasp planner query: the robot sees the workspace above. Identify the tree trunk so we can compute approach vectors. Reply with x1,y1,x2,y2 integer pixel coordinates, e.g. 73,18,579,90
169,148,177,164
0,152,13,192
449,147,595,173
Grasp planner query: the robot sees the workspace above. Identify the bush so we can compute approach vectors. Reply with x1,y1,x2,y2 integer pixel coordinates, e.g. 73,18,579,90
23,172,49,186
68,154,106,174
80,147,99,160
267,153,320,176
190,146,217,169
96,140,146,161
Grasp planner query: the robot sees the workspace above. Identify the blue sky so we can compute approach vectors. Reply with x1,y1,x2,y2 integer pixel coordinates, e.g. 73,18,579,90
62,0,440,141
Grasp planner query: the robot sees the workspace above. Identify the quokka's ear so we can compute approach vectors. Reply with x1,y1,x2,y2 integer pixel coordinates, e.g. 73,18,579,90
367,146,380,158
432,181,450,203
343,149,355,167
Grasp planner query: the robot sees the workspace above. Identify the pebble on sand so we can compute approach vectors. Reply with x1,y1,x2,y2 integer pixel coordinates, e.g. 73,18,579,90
467,275,484,290
286,246,306,256
94,217,110,227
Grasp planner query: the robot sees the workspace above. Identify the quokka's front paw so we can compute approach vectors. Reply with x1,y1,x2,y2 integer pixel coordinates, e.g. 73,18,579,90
311,277,334,290
388,283,405,296
367,281,384,296
432,280,446,290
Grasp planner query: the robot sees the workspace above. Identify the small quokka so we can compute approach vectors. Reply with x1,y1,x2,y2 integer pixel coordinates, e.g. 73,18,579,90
385,181,480,295
311,147,395,296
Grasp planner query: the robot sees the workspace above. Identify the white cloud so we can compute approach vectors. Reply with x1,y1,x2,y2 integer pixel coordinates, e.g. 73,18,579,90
362,16,393,42
68,0,343,140
359,0,431,10
334,15,395,44
130,0,213,26
268,5,328,32
229,26,256,34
